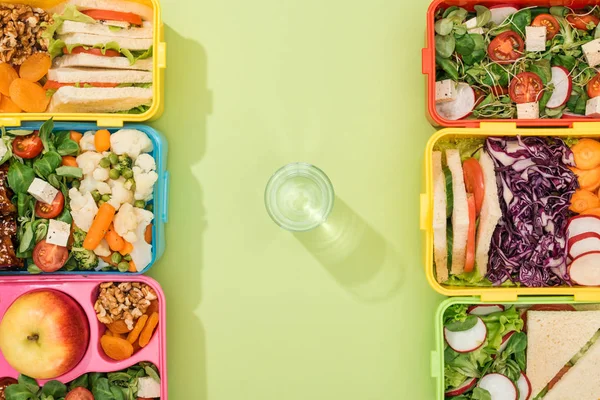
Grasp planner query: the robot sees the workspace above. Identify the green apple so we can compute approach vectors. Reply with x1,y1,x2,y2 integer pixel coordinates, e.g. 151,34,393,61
0,289,89,379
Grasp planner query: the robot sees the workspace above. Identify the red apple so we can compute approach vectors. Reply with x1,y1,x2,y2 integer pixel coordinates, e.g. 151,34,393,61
0,290,89,379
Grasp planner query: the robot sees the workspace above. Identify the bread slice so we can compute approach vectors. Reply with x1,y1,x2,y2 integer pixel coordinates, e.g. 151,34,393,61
432,151,448,283
48,67,152,83
53,54,153,71
58,20,153,38
48,86,152,113
475,151,502,276
50,0,154,22
59,32,152,51
446,149,468,275
527,311,600,397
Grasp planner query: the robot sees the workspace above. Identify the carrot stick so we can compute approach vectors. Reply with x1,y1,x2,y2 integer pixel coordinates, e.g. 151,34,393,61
119,241,134,256
106,224,125,252
129,260,137,273
70,131,83,144
570,189,600,213
83,203,116,250
572,139,600,170
94,129,111,152
62,156,78,167
144,224,152,244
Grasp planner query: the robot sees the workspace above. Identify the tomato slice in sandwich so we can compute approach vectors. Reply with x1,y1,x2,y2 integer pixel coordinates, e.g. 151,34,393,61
81,9,143,26
463,158,485,215
464,194,476,273
43,81,120,90
64,47,121,57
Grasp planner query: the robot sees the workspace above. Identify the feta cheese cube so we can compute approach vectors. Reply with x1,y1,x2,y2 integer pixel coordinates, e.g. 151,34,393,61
516,102,540,119
28,178,59,205
46,219,70,247
469,27,484,34
526,26,546,52
586,96,600,117
583,39,600,67
137,376,160,398
435,79,456,103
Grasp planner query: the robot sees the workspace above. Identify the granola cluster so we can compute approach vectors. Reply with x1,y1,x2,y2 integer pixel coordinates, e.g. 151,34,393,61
94,282,158,330
0,3,50,65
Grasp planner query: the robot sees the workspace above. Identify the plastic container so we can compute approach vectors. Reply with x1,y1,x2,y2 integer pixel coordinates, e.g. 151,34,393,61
0,275,168,398
423,0,600,128
0,0,166,128
0,121,169,275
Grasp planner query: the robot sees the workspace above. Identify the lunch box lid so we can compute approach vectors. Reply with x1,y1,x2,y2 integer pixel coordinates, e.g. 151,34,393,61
0,0,166,128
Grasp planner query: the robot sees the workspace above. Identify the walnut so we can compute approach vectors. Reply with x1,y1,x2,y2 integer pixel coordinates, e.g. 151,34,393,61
95,282,158,328
0,3,50,65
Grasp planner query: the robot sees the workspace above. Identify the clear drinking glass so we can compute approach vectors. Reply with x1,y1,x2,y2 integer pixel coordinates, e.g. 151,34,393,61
265,163,335,232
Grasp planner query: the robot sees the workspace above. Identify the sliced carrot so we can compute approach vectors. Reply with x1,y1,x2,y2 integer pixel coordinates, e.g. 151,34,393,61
572,139,600,170
119,240,133,256
571,165,600,192
128,260,137,273
464,194,476,273
0,63,19,96
94,129,111,152
106,224,125,252
62,156,78,167
0,95,21,113
569,189,600,213
70,131,83,144
83,203,116,250
145,224,152,244
582,207,600,218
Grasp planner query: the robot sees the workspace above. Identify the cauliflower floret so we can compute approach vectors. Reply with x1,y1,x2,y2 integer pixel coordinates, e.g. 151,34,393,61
107,177,133,210
92,167,109,182
110,129,153,159
133,167,158,201
79,131,96,152
114,203,138,243
76,151,103,175
69,189,98,232
79,175,111,195
130,208,154,271
93,239,111,257
135,154,156,172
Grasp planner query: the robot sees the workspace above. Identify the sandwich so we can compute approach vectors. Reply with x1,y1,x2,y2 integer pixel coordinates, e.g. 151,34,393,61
432,151,448,283
527,310,600,399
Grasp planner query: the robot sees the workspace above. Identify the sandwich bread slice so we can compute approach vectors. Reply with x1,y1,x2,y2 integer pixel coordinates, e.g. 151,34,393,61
48,86,152,113
47,67,152,84
53,53,153,71
432,151,448,283
58,20,153,38
446,149,469,275
50,0,154,22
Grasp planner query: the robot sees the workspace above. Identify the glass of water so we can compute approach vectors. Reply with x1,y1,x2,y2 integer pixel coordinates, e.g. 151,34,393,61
265,163,335,232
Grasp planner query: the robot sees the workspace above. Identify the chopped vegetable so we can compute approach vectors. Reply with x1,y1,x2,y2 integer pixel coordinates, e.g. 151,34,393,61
570,189,600,213
83,202,116,250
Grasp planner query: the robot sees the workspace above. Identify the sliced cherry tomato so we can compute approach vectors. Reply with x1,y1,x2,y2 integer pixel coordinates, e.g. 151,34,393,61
82,9,143,25
548,365,571,390
488,31,524,64
567,14,600,30
0,377,17,400
588,74,600,98
65,387,94,400
521,304,576,331
12,134,42,159
43,80,120,90
464,194,476,273
532,14,560,39
509,72,544,104
64,46,121,57
463,158,485,215
33,240,69,273
35,191,64,219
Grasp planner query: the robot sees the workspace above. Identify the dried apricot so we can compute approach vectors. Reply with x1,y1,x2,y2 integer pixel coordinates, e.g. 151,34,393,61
100,334,134,361
0,63,18,96
146,300,159,315
19,53,51,82
105,330,127,340
138,312,159,348
127,314,148,344
107,319,131,334
0,95,20,113
9,79,49,112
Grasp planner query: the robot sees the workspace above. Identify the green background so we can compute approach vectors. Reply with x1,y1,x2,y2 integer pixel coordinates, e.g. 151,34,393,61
150,0,443,398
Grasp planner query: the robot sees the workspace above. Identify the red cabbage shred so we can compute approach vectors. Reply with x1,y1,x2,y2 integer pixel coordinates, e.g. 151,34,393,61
485,137,578,287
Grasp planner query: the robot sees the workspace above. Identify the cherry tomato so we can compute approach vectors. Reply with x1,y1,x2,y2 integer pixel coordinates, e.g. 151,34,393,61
548,366,571,390
532,14,560,39
521,304,576,331
509,72,544,104
33,240,69,273
463,158,485,215
567,14,600,30
488,31,524,64
64,46,121,57
12,134,42,159
65,387,94,400
464,194,476,273
82,9,143,25
0,377,17,400
35,191,64,219
588,74,600,98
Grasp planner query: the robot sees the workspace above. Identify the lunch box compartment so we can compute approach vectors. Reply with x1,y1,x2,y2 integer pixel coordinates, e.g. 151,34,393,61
423,0,600,128
0,121,169,275
0,0,166,127
0,275,167,398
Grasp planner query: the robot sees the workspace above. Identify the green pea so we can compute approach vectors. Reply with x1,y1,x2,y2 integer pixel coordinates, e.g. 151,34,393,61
99,158,111,168
109,168,120,180
118,261,130,272
91,190,101,202
145,204,153,212
134,200,145,208
124,254,132,261
71,179,81,189
98,200,105,206
111,252,122,264
101,194,111,202
122,168,133,179
108,153,119,165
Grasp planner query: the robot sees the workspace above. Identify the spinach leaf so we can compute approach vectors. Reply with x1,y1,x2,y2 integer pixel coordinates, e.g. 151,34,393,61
19,222,34,254
446,8,468,24
27,264,42,274
4,383,36,400
435,18,454,36
509,9,532,35
47,173,61,190
89,373,103,388
144,365,161,383
552,54,577,71
6,130,34,136
528,59,552,84
41,381,66,398
463,49,486,65
92,377,115,400
482,64,510,87
18,375,39,394
443,6,460,19
8,162,35,194
0,137,12,166
56,208,73,224
436,57,459,80
54,130,79,156
33,151,61,179
436,34,456,58
567,86,588,114
38,119,55,153
455,33,475,56
445,315,479,332
110,386,125,400
56,166,83,178
472,387,492,400
474,5,491,27
17,192,34,218
504,332,527,355
540,88,553,110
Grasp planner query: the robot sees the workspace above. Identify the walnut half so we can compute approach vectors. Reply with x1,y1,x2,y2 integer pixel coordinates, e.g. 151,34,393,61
0,3,50,65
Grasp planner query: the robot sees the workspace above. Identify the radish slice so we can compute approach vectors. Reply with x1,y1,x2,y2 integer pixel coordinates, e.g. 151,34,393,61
446,377,477,397
517,372,532,400
444,317,487,353
490,6,519,26
468,304,505,316
567,215,600,239
569,251,600,286
435,83,475,121
498,331,516,354
568,232,600,259
547,66,572,109
478,373,518,400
